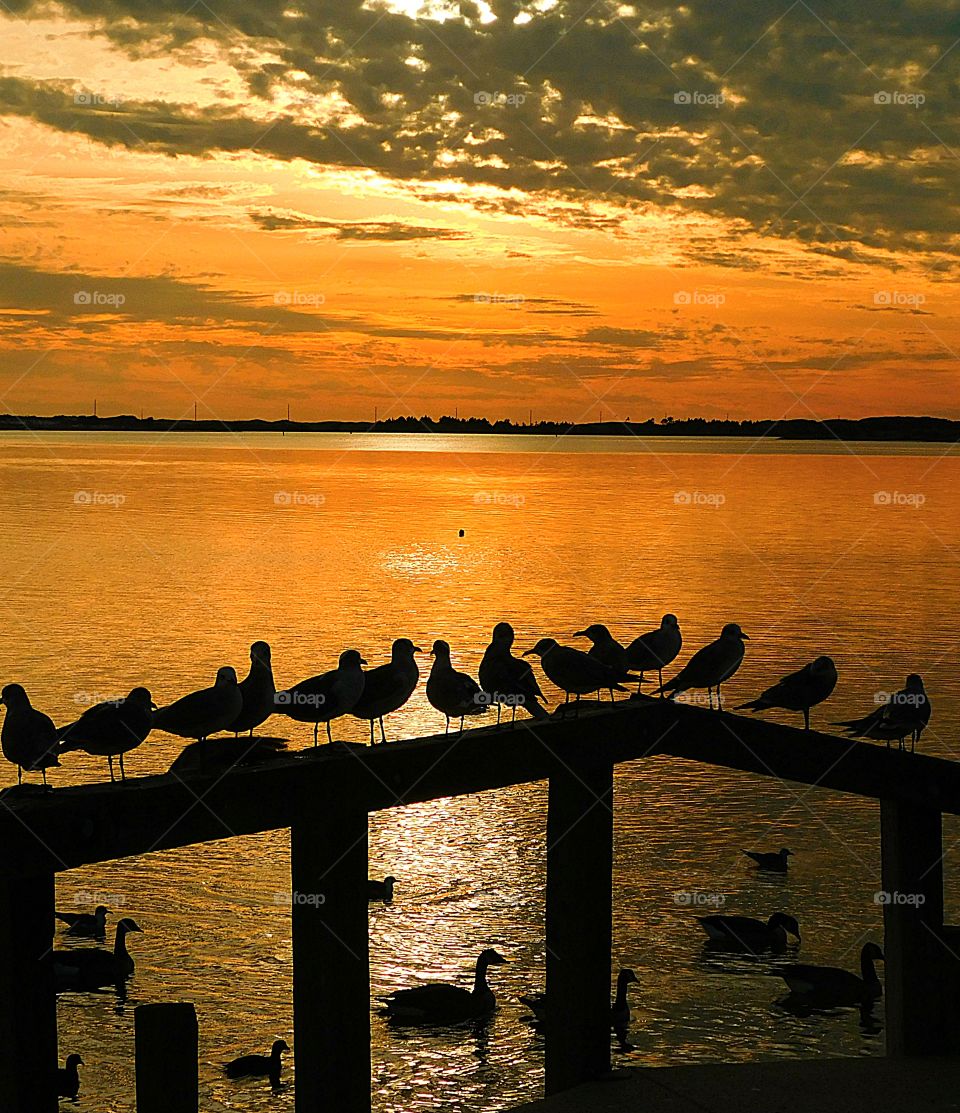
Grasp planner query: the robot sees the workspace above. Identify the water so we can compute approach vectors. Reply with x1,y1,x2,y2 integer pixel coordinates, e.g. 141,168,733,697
0,431,958,1111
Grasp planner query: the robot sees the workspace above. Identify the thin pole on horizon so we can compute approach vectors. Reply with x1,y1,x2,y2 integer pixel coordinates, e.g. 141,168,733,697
194,402,197,422
93,398,97,417
375,406,378,424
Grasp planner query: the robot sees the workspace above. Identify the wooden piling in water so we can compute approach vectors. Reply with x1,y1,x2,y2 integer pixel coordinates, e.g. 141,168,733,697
291,779,371,1113
879,800,956,1055
135,1002,198,1112
544,760,614,1093
0,872,58,1113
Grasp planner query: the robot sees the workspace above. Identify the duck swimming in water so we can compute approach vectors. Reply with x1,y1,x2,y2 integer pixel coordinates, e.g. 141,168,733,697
53,917,144,990
224,1039,289,1089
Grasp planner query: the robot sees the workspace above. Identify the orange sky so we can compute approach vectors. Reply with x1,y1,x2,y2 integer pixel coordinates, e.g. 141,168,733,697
1,3,958,421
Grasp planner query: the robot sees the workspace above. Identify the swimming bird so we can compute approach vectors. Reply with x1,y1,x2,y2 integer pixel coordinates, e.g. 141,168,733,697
626,614,683,690
574,624,630,700
478,622,549,723
53,918,144,990
380,948,508,1023
58,687,155,781
426,640,487,734
56,1054,83,1100
224,1039,289,1088
736,656,837,730
228,641,276,738
655,623,749,709
778,942,884,1005
523,638,634,714
834,675,931,752
611,968,639,1048
517,969,638,1046
742,847,793,873
368,876,396,902
0,684,60,786
276,650,367,746
153,667,242,743
56,905,109,938
351,638,421,744
698,912,801,950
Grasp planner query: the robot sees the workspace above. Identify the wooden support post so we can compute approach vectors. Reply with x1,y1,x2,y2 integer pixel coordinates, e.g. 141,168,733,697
544,760,614,1094
880,800,955,1055
0,873,58,1113
135,1002,198,1112
291,788,370,1113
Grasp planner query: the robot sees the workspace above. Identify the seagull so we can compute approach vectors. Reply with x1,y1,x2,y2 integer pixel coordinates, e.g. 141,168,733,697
478,622,549,723
574,624,630,700
834,674,931,752
276,650,367,746
742,847,793,872
524,638,635,714
58,686,155,781
351,638,421,744
228,641,276,738
426,640,487,734
224,1039,289,1089
0,684,60,786
153,667,242,742
626,614,682,690
655,623,749,709
736,656,838,730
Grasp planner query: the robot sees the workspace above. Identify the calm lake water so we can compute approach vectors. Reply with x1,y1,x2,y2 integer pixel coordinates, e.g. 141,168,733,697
1,431,959,1112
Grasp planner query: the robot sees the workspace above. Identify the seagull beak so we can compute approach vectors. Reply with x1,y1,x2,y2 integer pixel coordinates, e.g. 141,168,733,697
150,702,158,711
522,649,536,657
360,657,368,666
741,633,750,640
413,646,424,654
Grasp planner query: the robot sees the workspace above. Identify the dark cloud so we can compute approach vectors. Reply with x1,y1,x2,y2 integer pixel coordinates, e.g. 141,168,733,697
1,1,958,261
249,208,470,240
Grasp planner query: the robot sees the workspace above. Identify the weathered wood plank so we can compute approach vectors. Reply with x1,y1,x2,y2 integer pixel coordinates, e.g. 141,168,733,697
0,698,955,877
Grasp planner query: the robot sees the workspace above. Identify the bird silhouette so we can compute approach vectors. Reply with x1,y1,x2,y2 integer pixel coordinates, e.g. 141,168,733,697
479,623,548,723
0,684,60,786
351,638,421,744
626,614,682,690
426,640,487,734
58,686,155,781
655,623,748,709
736,656,837,730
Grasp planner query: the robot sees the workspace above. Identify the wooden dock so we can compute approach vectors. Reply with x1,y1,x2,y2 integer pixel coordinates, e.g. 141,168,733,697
1,694,958,1111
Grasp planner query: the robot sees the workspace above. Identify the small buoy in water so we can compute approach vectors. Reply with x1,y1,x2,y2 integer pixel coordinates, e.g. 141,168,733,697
458,529,465,537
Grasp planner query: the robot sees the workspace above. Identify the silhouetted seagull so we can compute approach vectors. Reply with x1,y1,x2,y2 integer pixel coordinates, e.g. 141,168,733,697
655,623,748,709
479,622,549,723
224,1039,289,1089
698,911,801,950
56,1054,83,1100
53,917,144,990
736,656,837,730
778,942,883,1005
58,687,155,781
0,684,60,786
426,640,487,734
56,904,109,937
524,638,635,713
276,650,367,746
834,674,931,751
228,641,275,738
153,667,242,742
574,624,630,700
742,847,793,872
626,614,682,690
351,638,421,744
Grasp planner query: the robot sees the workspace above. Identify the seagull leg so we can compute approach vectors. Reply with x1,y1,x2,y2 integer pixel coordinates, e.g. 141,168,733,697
17,766,21,785
496,703,502,726
41,768,48,787
108,756,115,783
707,687,713,711
326,721,333,746
119,753,126,782
657,668,664,695
379,717,387,745
803,707,810,731
369,720,375,746
716,686,723,711
313,722,319,747
445,716,450,735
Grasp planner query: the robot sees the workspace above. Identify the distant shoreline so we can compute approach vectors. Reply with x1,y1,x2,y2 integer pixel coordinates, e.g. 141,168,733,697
1,413,958,443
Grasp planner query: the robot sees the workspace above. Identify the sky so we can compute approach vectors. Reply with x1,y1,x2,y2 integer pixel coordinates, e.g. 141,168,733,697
1,0,958,422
